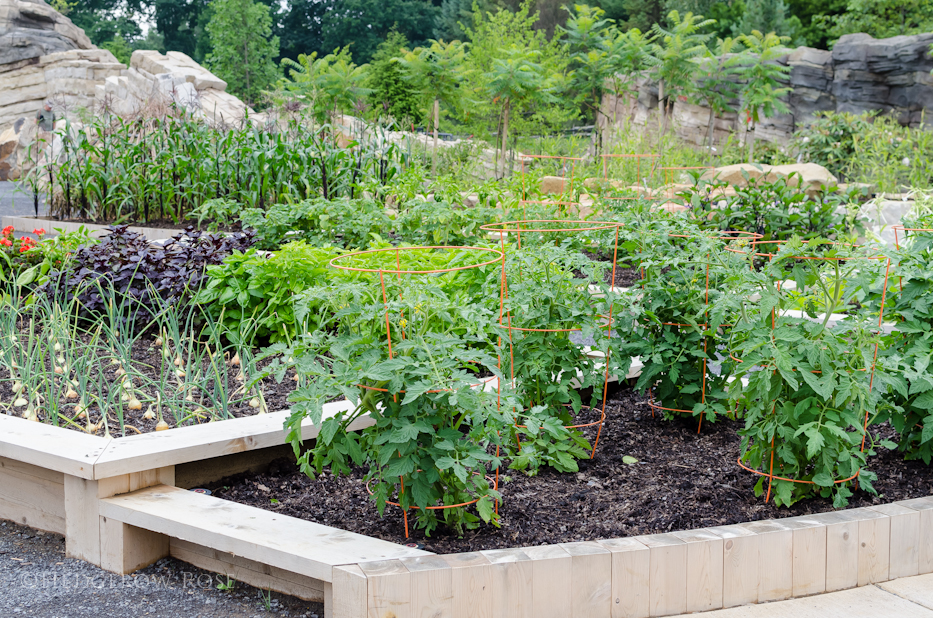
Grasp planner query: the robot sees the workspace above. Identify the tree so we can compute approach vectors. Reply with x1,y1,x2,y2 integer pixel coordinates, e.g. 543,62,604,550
734,0,803,43
398,40,470,175
602,27,652,147
736,30,792,162
561,4,616,153
279,47,370,123
622,0,665,31
153,0,210,60
367,32,422,127
462,1,574,143
647,11,715,138
317,0,440,64
483,47,557,177
205,0,280,107
821,0,933,42
694,37,743,162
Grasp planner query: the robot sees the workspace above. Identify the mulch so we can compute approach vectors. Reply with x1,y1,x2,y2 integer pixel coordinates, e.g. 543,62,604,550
211,385,933,554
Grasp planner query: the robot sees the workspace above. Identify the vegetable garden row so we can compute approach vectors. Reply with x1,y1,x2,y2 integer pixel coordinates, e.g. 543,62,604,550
3,178,933,539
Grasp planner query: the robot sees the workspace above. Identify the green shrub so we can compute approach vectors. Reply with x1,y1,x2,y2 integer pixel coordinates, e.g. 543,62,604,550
239,198,392,250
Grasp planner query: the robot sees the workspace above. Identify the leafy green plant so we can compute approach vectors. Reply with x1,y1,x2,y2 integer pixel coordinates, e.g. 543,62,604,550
395,199,499,246
196,242,339,345
631,225,738,424
497,241,623,473
239,198,392,251
726,238,887,507
870,226,933,463
686,171,860,241
263,267,507,535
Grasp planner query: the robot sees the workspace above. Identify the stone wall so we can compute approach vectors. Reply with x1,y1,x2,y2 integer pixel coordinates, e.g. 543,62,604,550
601,32,933,148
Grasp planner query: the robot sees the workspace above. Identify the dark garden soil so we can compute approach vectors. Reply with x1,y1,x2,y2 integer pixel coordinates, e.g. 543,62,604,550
583,249,641,287
0,333,299,437
211,384,933,555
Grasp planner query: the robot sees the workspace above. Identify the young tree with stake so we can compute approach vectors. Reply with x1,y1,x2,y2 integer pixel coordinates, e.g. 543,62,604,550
397,40,469,176
736,30,792,162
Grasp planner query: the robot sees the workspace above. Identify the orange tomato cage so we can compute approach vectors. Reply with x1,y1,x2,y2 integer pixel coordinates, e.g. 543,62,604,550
328,245,505,538
480,219,624,460
725,239,892,503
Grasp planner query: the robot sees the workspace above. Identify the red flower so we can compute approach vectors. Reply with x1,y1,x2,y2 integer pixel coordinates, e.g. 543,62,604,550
20,245,30,253
1,226,13,236
0,238,11,247
32,228,46,237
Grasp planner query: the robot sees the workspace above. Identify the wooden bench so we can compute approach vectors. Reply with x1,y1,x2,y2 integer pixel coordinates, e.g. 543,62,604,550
99,485,429,605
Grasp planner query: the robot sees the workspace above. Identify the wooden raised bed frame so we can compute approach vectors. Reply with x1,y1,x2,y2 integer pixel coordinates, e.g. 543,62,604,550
1,378,930,618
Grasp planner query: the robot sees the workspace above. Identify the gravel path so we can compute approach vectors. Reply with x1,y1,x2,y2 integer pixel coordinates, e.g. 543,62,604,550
0,519,323,618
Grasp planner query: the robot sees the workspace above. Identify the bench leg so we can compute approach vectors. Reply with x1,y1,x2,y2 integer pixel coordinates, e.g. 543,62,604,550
100,516,169,574
63,467,174,569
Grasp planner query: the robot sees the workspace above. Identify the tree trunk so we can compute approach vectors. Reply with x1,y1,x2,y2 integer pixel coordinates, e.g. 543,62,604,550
432,97,439,177
747,123,757,163
706,107,716,167
657,80,665,145
243,41,251,103
500,101,510,179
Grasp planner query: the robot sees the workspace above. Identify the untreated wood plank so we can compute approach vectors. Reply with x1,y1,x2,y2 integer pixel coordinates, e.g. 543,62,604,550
0,454,66,485
896,497,933,574
783,517,827,597
99,516,168,574
93,400,366,478
482,548,533,618
402,555,453,618
523,545,572,618
332,565,367,618
598,537,649,618
562,542,612,618
64,474,101,564
0,414,106,479
170,538,326,599
637,533,687,617
359,559,411,618
709,524,759,608
871,503,921,579
809,512,859,592
444,552,493,618
850,507,891,585
672,528,724,612
738,520,792,602
100,485,429,582
0,462,65,534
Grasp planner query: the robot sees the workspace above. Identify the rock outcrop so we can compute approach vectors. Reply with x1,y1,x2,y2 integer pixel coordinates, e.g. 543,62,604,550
0,0,257,179
602,32,933,149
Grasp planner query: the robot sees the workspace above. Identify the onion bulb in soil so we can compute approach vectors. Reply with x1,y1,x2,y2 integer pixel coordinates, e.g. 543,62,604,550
229,352,240,367
248,397,260,408
143,408,155,420
12,381,23,394
128,398,142,410
155,420,170,431
176,369,186,378
13,397,27,407
64,387,78,400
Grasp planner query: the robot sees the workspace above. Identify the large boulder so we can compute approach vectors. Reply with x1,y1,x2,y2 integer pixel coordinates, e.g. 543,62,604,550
0,0,92,71
701,162,837,196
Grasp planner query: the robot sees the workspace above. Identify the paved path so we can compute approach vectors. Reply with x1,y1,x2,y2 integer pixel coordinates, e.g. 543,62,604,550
674,573,933,617
0,181,46,218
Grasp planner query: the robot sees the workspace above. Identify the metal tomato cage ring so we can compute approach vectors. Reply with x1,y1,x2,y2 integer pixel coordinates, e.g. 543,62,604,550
329,245,505,538
640,230,761,433
480,219,624,460
517,154,586,218
724,239,892,503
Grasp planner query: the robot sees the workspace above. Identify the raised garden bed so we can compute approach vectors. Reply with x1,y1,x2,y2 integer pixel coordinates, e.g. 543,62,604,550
210,385,933,554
